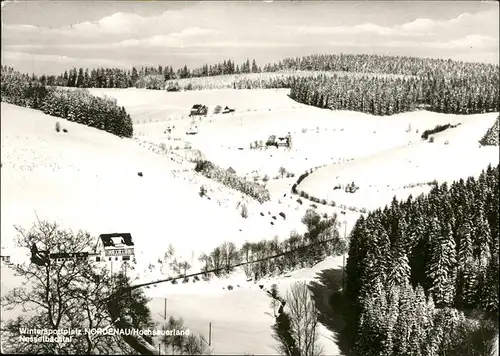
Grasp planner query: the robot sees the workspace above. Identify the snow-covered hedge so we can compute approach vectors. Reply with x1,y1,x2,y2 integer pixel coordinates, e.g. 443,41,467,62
195,160,270,203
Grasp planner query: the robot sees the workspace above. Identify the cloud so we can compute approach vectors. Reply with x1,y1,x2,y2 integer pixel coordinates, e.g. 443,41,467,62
1,51,133,74
285,9,498,38
2,26,298,53
419,35,498,50
328,35,498,50
1,10,188,46
2,50,130,66
67,11,185,35
294,23,402,37
114,27,222,48
2,5,498,74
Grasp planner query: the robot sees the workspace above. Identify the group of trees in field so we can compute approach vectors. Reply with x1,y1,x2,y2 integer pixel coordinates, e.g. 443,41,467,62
26,59,266,90
278,53,495,76
420,123,460,140
480,116,500,146
194,160,271,203
1,66,133,138
267,282,323,356
159,317,211,355
341,164,499,356
199,209,347,280
165,71,323,91
289,68,499,116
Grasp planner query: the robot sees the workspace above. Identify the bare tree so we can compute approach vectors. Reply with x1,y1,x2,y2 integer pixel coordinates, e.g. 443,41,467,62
222,241,239,273
169,258,181,275
267,284,280,317
160,317,184,354
0,219,153,354
160,316,190,354
199,253,210,273
178,261,191,276
240,242,253,278
160,317,211,355
279,166,287,178
267,284,300,356
209,246,224,276
183,333,211,355
285,282,323,356
165,244,176,261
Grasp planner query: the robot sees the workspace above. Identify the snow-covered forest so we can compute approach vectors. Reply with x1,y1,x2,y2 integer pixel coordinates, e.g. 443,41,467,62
0,66,134,138
342,164,499,356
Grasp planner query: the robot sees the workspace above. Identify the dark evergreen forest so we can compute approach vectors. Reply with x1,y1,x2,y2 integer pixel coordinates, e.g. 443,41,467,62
342,164,499,356
1,66,133,138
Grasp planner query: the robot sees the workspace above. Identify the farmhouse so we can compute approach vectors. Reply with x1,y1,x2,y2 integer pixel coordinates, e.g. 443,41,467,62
227,166,236,175
0,247,12,265
189,104,208,117
95,233,135,262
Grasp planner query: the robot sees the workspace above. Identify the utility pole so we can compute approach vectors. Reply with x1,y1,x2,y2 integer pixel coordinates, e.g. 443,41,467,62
164,298,167,320
208,322,212,346
343,220,347,292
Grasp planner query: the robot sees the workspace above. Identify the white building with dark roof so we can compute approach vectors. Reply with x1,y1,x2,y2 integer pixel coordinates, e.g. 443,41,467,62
0,246,12,265
95,233,135,263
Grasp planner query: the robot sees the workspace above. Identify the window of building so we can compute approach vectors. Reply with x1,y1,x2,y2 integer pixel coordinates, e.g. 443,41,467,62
123,255,130,261
109,257,112,261
96,256,101,262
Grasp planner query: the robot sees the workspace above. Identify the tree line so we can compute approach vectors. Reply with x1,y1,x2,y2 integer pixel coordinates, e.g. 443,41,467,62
199,208,348,280
278,53,498,77
289,68,499,115
23,52,498,89
26,58,267,89
342,164,499,356
5,53,498,116
1,66,133,138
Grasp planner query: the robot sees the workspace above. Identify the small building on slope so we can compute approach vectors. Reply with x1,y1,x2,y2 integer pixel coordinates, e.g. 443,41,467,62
95,233,135,262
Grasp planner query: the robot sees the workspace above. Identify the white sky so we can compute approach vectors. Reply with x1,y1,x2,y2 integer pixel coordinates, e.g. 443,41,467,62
1,1,498,75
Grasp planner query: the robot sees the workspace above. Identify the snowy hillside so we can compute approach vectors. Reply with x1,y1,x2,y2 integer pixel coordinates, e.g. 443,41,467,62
2,87,498,355
297,111,499,211
1,102,310,266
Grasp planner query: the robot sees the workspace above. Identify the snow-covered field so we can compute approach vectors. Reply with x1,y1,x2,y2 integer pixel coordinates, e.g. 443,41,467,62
298,111,499,210
2,88,498,355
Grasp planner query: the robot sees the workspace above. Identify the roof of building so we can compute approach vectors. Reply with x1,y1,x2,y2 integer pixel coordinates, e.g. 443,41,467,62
99,233,134,248
50,252,89,259
227,166,236,174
